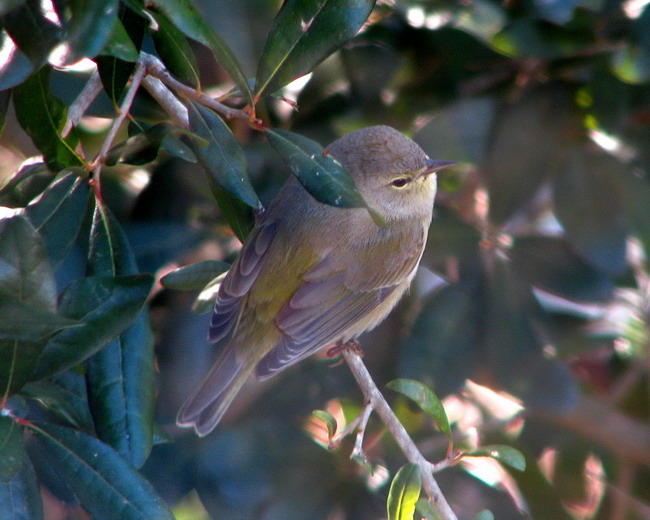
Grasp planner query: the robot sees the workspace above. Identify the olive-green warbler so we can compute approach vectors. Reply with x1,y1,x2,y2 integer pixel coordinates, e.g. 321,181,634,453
177,125,454,436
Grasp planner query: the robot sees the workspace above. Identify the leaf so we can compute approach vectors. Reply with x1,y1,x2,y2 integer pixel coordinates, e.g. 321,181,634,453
12,67,84,170
0,452,43,520
473,510,495,520
265,128,367,209
386,379,452,444
105,123,175,166
0,30,33,90
85,204,155,468
0,416,23,482
311,410,337,439
0,160,57,208
464,445,526,471
149,10,200,87
415,498,443,520
0,81,11,135
192,271,226,314
387,463,421,520
553,148,627,275
25,172,91,267
160,260,230,291
148,0,252,103
49,0,120,66
255,0,376,99
29,422,175,520
30,274,154,381
0,301,81,341
161,134,197,163
101,17,139,62
187,101,260,209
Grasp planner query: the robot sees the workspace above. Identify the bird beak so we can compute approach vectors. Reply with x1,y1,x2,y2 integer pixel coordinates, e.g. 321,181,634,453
421,159,456,177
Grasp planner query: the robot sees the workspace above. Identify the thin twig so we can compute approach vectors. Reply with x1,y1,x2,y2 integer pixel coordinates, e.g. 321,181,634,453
343,348,458,520
62,69,103,137
351,401,373,461
142,76,189,129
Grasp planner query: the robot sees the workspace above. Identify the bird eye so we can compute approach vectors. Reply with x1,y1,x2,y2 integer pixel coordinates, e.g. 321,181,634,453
391,177,409,188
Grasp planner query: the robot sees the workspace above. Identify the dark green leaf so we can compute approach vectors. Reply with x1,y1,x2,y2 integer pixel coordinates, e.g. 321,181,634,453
387,379,452,443
311,410,337,439
1,0,61,67
30,422,175,520
187,101,260,209
149,10,200,87
0,452,43,520
101,17,139,62
192,271,226,314
149,0,252,103
160,260,230,291
0,161,56,208
31,274,154,381
464,445,526,471
387,463,421,520
105,123,174,166
0,0,26,17
0,30,33,90
161,134,197,162
553,149,627,275
0,89,10,136
255,0,376,98
534,0,580,24
0,301,81,341
85,204,155,468
25,172,91,267
0,416,23,482
265,128,367,209
12,67,84,170
50,0,119,66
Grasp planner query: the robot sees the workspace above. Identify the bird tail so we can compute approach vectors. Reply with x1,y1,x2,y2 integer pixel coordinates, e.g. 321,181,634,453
176,344,254,436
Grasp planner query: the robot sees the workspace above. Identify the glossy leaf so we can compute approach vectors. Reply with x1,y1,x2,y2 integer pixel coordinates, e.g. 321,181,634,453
0,416,23,482
187,101,260,209
0,161,56,208
30,422,174,520
464,445,526,471
105,123,175,166
0,30,33,90
553,149,627,275
255,0,376,98
387,463,421,520
265,128,367,209
192,271,226,314
85,204,156,468
387,379,452,443
149,10,200,87
0,85,10,135
311,410,337,439
161,134,197,163
25,172,91,267
0,452,43,520
0,301,81,341
161,260,230,291
149,0,252,103
12,67,84,170
31,274,154,381
101,17,139,62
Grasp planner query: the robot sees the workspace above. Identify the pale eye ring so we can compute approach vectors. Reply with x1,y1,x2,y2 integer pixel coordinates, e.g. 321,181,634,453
391,177,409,188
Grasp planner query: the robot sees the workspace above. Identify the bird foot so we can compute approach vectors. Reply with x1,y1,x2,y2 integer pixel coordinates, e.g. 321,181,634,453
326,339,364,358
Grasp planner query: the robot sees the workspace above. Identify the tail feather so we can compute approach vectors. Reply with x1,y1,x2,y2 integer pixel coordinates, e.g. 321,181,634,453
176,345,254,436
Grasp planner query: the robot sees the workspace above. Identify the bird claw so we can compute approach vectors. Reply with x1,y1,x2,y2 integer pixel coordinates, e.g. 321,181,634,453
326,339,364,359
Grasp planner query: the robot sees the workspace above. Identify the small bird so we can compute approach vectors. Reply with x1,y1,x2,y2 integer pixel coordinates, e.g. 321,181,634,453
177,125,454,436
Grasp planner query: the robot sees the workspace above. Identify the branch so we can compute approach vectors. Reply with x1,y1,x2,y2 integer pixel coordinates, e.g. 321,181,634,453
62,69,103,137
342,348,458,520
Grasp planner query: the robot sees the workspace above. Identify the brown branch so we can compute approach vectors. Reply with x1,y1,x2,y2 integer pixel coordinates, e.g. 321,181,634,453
342,348,458,520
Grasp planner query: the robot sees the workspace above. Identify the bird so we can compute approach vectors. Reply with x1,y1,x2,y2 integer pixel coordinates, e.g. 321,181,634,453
177,125,454,436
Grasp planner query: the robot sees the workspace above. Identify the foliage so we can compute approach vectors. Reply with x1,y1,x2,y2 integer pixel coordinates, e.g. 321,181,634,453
1,0,650,518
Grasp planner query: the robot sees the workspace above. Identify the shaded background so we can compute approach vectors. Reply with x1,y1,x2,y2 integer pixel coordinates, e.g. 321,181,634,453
2,0,650,518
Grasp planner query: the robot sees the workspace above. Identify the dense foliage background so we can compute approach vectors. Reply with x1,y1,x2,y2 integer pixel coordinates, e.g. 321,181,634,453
1,0,650,518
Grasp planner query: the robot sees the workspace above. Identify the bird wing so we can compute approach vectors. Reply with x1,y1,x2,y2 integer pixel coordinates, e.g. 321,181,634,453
255,222,427,379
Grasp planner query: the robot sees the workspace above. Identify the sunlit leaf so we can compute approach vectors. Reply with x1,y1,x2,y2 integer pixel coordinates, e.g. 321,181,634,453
255,0,376,98
387,463,421,520
161,260,230,291
0,161,56,208
464,445,526,471
311,410,337,439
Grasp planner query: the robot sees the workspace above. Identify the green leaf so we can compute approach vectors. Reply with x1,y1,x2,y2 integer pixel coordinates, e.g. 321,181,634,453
85,204,156,468
149,10,200,87
105,123,175,166
415,498,443,520
50,0,120,66
192,271,226,314
0,86,11,135
0,161,56,208
12,67,84,170
187,101,260,209
0,30,33,90
160,260,230,291
255,0,376,99
386,379,452,444
311,410,337,439
0,452,43,520
0,301,81,341
29,422,175,520
265,128,367,209
25,172,91,267
31,274,154,381
0,0,26,17
148,0,252,103
464,445,526,471
101,17,139,62
0,416,23,482
387,463,421,520
161,134,197,163
473,510,495,520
